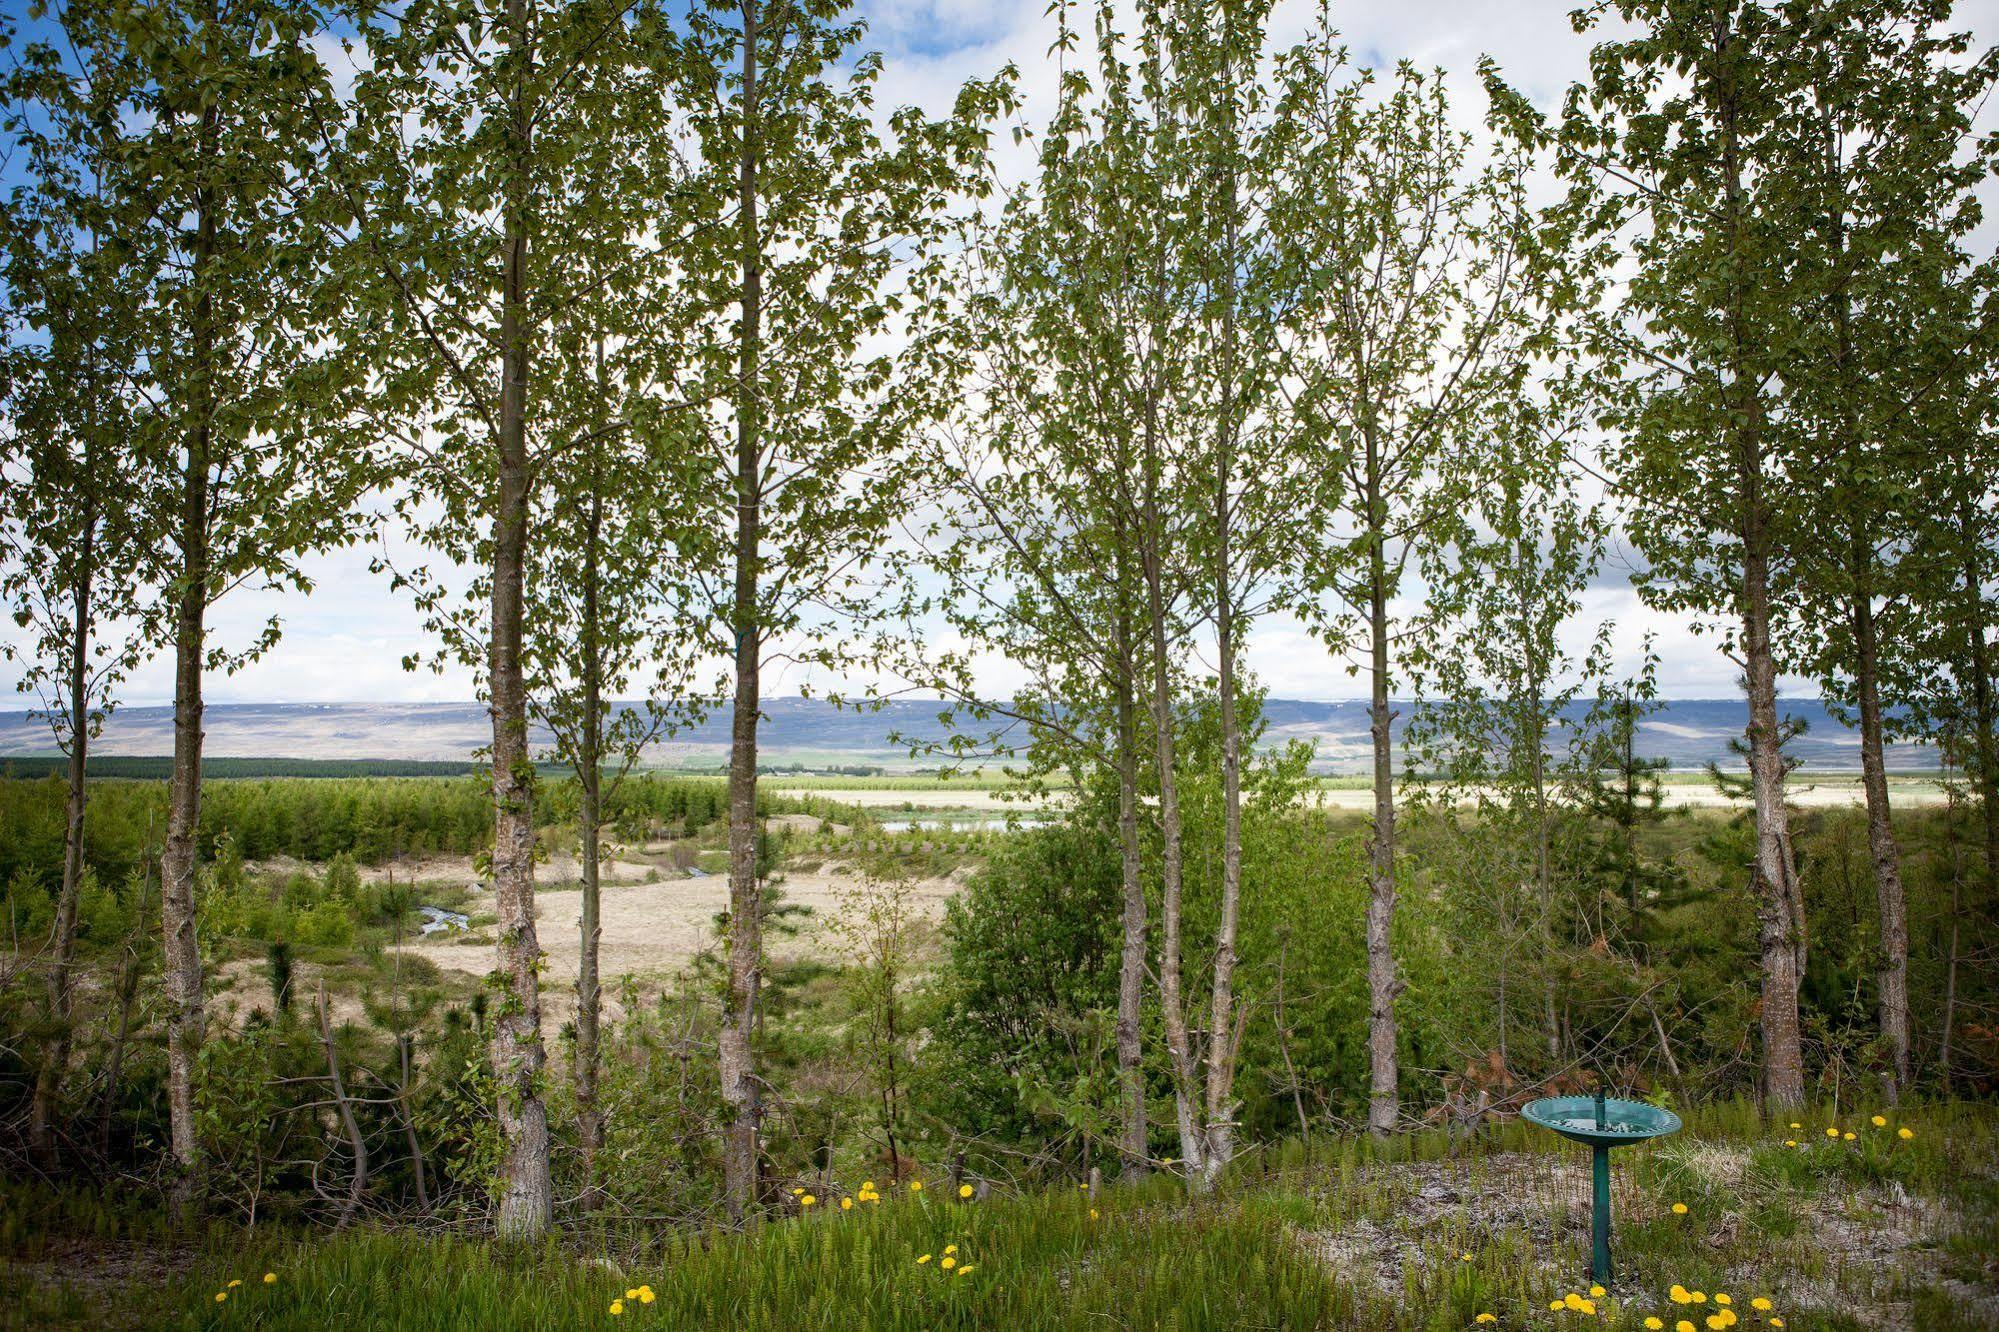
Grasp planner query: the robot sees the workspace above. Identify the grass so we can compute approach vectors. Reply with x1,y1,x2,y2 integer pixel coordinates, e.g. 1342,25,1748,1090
13,1099,1991,1331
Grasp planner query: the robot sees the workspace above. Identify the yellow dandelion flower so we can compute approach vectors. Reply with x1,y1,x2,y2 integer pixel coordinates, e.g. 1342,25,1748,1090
215,1293,227,1304
1898,1126,1914,1140
941,1256,957,1270
1825,1127,1839,1138
1089,1208,1099,1220
1670,1285,1692,1304
626,1289,640,1300
609,1299,624,1316
263,1273,277,1284
228,1279,243,1288
1691,1291,1707,1304
944,1245,957,1255
842,1197,853,1210
1788,1122,1800,1130
910,1180,924,1192
1565,1292,1587,1311
1646,1320,1665,1330
917,1254,931,1264
1591,1284,1606,1297
1714,1294,1731,1307
1842,1132,1856,1142
1672,1202,1689,1215
1784,1140,1797,1148
791,1187,804,1195
639,1289,655,1305
1462,1252,1474,1262
956,1265,974,1277
1769,1319,1784,1328
1871,1115,1887,1127
1706,1318,1726,1331
1578,1299,1597,1315
1551,1301,1566,1312
1750,1298,1771,1312
1677,1322,1696,1332
959,1183,975,1199
1477,1317,1499,1326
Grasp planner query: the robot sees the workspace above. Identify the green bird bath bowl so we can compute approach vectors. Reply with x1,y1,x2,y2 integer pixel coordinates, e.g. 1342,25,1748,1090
1522,1092,1681,1288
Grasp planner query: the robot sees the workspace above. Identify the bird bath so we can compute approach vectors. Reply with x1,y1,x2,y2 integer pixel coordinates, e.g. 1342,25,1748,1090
1521,1091,1681,1288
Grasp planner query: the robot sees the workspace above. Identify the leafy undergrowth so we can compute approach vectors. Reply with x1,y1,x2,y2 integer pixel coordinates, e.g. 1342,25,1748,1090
9,1100,1994,1331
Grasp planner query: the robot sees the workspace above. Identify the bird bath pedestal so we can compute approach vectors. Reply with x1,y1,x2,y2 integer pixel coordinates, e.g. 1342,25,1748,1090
1521,1092,1681,1288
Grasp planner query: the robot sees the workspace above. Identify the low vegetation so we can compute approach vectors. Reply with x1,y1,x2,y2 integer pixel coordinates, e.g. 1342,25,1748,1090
5,1100,1990,1330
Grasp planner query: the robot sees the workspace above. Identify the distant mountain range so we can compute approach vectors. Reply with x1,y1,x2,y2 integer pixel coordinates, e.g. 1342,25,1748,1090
0,696,1939,774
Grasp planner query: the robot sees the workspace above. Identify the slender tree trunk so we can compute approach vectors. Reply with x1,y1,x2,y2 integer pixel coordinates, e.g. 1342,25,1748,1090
1202,81,1245,1181
399,1033,431,1210
879,948,901,1175
96,855,148,1156
1363,450,1400,1135
1848,549,1909,1101
318,982,369,1228
1527,656,1558,1064
573,657,603,1207
1964,530,1999,905
30,507,94,1171
1717,9,1805,1109
161,133,219,1211
1275,934,1310,1140
1203,561,1243,1181
575,445,606,1208
1742,547,1807,1108
1621,698,1641,920
1140,401,1202,1176
1111,621,1149,1175
1821,158,1909,1101
1939,782,1963,1091
489,0,553,1238
719,0,766,1222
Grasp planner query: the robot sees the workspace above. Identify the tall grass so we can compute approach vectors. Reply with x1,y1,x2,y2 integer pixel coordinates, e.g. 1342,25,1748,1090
41,1099,1995,1331
164,1189,1345,1331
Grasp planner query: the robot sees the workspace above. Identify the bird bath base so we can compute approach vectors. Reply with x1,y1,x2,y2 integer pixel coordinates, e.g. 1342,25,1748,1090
1521,1093,1681,1288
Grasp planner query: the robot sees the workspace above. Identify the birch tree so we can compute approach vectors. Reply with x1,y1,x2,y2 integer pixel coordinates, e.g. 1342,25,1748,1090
1274,30,1545,1132
21,0,368,1202
1170,0,1298,1184
654,0,1011,1220
0,63,152,1167
1552,0,1816,1106
916,27,1160,1169
528,333,684,1203
1771,0,1998,1102
339,0,670,1237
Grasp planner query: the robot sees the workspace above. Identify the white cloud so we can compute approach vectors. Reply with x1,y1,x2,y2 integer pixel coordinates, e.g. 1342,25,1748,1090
6,1,1991,710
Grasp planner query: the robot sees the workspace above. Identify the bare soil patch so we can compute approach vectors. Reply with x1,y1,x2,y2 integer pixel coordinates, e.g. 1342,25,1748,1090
404,860,966,1030
1296,1148,1994,1329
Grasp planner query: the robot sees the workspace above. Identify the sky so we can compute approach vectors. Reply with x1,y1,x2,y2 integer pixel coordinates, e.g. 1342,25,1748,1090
3,0,1996,710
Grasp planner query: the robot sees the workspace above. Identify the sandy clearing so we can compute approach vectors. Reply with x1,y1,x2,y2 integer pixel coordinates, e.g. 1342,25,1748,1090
405,862,966,1029
209,955,384,1032
773,786,1066,812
